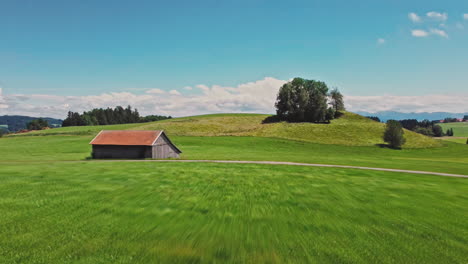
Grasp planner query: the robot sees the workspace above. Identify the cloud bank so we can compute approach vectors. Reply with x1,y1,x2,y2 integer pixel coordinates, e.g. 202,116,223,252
0,78,467,118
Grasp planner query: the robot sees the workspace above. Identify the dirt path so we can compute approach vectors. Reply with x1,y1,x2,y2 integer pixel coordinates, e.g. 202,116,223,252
100,159,468,178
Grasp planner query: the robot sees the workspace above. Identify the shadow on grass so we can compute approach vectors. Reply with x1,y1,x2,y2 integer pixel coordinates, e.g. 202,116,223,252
375,144,402,150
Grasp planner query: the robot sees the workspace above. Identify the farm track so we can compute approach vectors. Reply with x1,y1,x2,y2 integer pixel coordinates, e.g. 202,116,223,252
93,159,468,178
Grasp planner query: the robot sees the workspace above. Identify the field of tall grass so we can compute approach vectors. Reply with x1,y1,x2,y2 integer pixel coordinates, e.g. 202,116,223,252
0,161,466,263
1,112,466,263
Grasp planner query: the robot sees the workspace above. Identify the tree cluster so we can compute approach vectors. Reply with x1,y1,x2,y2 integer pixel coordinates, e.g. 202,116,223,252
62,106,172,127
397,119,445,137
275,78,344,123
443,117,459,123
140,115,173,123
26,118,49,130
383,120,406,149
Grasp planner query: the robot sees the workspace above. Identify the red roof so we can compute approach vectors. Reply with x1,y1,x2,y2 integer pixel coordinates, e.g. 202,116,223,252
90,130,162,146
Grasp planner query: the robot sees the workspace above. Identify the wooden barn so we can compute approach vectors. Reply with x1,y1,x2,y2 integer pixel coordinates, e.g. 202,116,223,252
89,130,181,159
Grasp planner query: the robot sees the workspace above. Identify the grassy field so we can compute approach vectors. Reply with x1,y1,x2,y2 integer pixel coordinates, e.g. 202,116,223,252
1,135,467,174
0,161,466,263
13,112,441,148
1,113,467,263
439,137,468,144
439,122,468,137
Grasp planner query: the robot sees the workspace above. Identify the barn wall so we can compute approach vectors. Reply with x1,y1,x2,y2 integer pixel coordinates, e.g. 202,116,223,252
152,134,180,159
93,145,152,159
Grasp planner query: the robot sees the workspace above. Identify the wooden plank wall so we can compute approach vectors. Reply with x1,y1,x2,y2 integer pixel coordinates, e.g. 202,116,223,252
152,134,180,159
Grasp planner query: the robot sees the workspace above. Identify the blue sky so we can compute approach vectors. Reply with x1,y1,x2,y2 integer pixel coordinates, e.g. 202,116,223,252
0,0,467,117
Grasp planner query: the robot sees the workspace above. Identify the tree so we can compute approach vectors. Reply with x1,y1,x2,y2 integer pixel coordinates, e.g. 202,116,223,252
414,126,434,137
445,128,454,136
419,119,432,128
383,120,406,149
399,119,419,130
463,115,468,122
329,88,345,112
26,118,49,130
444,117,458,123
325,107,335,123
275,78,334,123
432,125,443,137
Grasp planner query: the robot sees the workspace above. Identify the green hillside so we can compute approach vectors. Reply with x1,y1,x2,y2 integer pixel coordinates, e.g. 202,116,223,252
439,122,468,137
14,112,440,148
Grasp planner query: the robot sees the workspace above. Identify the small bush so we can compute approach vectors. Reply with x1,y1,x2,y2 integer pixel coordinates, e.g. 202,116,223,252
432,125,443,137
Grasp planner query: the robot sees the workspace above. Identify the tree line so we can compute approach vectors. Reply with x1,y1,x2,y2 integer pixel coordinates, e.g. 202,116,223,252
367,117,456,137
440,116,468,123
62,106,171,127
273,78,345,123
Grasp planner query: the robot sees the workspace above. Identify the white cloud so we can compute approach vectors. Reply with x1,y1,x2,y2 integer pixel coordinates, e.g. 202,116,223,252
412,29,429,37
430,28,448,38
168,90,181,95
377,38,386,44
463,14,468,20
456,22,465,30
145,88,165,94
408,12,422,22
426,11,448,21
184,86,193,90
1,78,467,118
411,28,448,38
346,94,468,113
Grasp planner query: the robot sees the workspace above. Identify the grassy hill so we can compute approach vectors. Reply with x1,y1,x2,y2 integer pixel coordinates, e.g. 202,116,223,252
15,112,441,148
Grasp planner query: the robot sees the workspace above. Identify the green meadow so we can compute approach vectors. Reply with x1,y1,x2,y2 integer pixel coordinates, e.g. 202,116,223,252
439,122,468,137
1,113,467,263
1,135,468,175
1,162,467,263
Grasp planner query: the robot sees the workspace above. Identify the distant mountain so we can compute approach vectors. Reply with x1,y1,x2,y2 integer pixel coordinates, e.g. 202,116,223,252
355,111,468,122
0,115,63,132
